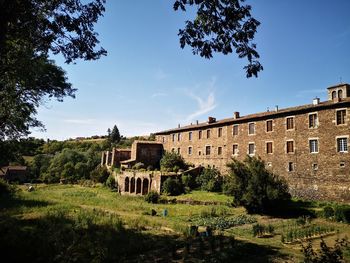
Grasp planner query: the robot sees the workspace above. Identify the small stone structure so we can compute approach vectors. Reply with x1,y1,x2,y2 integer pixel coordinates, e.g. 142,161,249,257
0,166,27,183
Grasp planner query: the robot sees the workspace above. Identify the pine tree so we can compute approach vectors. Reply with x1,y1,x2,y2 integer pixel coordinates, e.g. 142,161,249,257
109,125,121,144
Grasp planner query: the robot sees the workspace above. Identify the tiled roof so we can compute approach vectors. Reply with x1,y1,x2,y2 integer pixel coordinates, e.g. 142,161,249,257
154,98,350,135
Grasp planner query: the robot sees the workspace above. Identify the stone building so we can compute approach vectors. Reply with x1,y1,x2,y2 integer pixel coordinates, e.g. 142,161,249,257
0,166,27,183
154,83,350,201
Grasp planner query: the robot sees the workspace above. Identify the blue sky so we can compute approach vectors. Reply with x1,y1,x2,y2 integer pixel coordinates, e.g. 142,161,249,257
30,0,350,140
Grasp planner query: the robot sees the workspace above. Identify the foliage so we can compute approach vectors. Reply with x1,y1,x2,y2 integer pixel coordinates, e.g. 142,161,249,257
105,175,116,190
174,0,262,78
90,165,109,184
0,178,17,198
196,167,223,192
301,238,348,263
162,177,184,196
0,0,106,140
226,156,291,214
192,214,257,230
160,151,187,172
108,125,121,144
252,223,275,237
281,224,335,244
181,173,197,190
334,205,350,223
323,206,335,219
145,191,160,204
133,162,145,170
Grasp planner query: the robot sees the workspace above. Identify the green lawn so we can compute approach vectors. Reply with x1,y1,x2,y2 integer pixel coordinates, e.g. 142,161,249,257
1,184,350,262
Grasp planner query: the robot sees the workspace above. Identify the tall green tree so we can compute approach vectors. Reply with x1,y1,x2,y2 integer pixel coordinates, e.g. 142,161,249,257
109,125,121,144
174,0,262,77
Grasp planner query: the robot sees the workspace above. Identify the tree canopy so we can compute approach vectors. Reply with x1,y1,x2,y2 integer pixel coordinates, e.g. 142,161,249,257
174,0,262,77
0,0,106,140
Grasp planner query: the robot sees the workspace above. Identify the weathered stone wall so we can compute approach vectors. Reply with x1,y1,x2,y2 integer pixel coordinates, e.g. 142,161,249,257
115,171,162,195
155,99,350,201
131,141,163,168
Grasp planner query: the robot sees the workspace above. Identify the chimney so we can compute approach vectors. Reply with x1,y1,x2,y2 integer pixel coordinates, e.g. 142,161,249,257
233,111,240,119
312,97,320,105
178,124,180,128
275,105,279,112
208,116,216,123
196,120,199,125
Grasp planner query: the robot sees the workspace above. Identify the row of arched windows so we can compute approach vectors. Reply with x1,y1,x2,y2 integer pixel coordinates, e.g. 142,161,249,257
124,177,149,195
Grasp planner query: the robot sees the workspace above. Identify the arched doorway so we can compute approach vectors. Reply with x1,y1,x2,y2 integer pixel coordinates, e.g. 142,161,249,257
136,178,142,194
142,179,149,195
125,177,129,192
130,177,135,193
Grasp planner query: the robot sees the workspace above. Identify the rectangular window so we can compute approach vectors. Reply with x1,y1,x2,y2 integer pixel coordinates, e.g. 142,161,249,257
189,132,192,141
207,129,211,139
336,110,346,125
337,137,348,152
172,134,175,142
309,113,318,128
205,146,211,155
233,144,238,155
266,142,273,154
188,146,192,155
286,117,294,130
288,162,294,172
177,148,181,154
248,143,255,155
309,139,318,153
198,130,202,139
266,120,273,132
178,133,181,141
218,147,222,155
218,128,222,137
286,140,294,153
248,123,255,135
233,125,239,136
162,136,165,143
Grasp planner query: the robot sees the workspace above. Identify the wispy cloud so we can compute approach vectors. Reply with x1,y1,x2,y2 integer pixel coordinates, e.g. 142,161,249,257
151,92,167,98
185,91,217,121
154,68,168,80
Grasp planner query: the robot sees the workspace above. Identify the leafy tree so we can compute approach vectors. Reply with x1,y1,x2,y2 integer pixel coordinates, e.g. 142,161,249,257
90,165,109,183
196,167,223,192
226,156,290,214
160,151,187,172
109,125,121,144
174,0,262,77
0,0,106,140
162,177,184,196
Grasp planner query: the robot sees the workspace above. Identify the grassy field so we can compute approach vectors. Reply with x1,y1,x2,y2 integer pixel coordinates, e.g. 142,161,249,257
1,184,350,262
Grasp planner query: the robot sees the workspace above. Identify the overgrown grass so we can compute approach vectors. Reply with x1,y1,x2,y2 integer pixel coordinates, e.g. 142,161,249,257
1,184,350,262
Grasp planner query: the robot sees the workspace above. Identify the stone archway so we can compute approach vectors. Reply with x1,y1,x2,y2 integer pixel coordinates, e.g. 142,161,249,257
125,177,129,192
136,178,142,194
142,178,149,195
130,177,135,193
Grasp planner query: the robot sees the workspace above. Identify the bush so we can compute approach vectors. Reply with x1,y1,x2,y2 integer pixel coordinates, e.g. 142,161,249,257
90,165,109,183
162,177,184,196
105,176,116,190
252,223,274,237
196,167,223,192
0,178,16,198
160,152,187,172
323,206,335,219
181,173,197,190
334,205,350,223
145,191,160,204
133,162,145,170
226,156,291,214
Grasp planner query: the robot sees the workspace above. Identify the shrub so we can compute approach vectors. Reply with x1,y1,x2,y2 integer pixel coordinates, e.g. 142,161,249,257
181,173,197,190
133,162,145,170
226,156,291,214
0,178,16,197
145,191,160,204
323,206,335,219
162,177,184,196
90,165,109,183
252,223,274,237
160,152,187,171
105,175,116,190
196,167,223,192
334,205,350,223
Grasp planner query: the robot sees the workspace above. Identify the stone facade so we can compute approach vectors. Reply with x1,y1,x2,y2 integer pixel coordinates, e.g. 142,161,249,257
154,83,350,201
